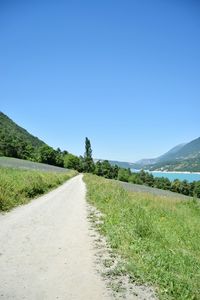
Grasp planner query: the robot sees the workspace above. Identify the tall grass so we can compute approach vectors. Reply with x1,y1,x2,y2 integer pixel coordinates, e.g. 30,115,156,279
84,174,200,300
0,167,77,211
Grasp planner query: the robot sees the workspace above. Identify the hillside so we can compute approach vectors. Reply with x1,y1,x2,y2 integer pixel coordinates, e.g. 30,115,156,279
171,137,200,159
148,138,200,172
0,112,68,167
149,157,200,172
136,143,186,166
158,143,187,162
0,112,45,159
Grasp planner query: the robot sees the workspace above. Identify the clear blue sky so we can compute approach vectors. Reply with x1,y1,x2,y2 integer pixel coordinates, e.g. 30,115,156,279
1,0,200,161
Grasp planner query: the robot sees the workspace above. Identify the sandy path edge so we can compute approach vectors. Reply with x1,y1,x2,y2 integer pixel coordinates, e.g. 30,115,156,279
0,174,111,300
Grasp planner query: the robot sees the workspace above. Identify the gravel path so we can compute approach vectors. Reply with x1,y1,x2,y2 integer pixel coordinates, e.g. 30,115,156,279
0,175,110,300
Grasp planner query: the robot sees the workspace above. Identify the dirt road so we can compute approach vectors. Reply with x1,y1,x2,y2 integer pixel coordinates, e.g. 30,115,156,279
0,175,111,300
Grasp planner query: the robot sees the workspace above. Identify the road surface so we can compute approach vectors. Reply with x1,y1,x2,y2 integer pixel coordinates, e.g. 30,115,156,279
0,174,111,300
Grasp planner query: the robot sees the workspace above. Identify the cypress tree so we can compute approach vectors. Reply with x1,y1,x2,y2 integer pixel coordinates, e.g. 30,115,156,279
83,137,94,172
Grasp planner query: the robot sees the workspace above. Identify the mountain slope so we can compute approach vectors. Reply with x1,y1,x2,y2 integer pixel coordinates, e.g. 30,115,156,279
0,112,71,168
149,157,200,172
158,143,187,162
0,112,45,158
136,143,186,166
171,137,200,159
145,137,200,172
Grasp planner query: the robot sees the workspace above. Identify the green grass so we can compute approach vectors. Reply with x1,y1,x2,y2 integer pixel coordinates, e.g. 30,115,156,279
84,174,200,300
0,167,77,211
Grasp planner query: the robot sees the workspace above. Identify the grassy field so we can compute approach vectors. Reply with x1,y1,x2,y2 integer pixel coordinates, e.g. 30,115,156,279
84,174,200,300
0,167,77,211
0,157,68,172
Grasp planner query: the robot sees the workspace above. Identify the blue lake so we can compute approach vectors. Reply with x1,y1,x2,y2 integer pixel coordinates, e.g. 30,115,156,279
151,172,200,183
131,169,200,182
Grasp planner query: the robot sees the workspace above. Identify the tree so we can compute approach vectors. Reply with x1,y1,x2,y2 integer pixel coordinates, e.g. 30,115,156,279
64,153,80,170
111,165,119,179
94,161,103,176
154,177,170,190
55,148,64,167
180,180,190,196
118,168,131,182
139,170,146,183
171,179,181,193
83,137,94,172
38,145,57,165
144,173,155,187
189,181,196,196
22,144,35,160
128,173,137,184
78,156,84,172
101,160,113,178
193,181,200,198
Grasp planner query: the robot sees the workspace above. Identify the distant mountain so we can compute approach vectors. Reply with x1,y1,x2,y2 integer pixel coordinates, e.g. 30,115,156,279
100,137,200,172
94,159,135,169
0,112,45,158
100,143,190,170
108,160,136,169
170,137,200,160
137,137,200,172
135,158,158,166
157,143,187,162
149,157,200,172
136,143,186,166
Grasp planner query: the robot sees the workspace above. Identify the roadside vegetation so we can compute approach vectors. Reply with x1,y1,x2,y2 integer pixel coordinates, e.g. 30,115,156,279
84,174,200,300
0,168,77,211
